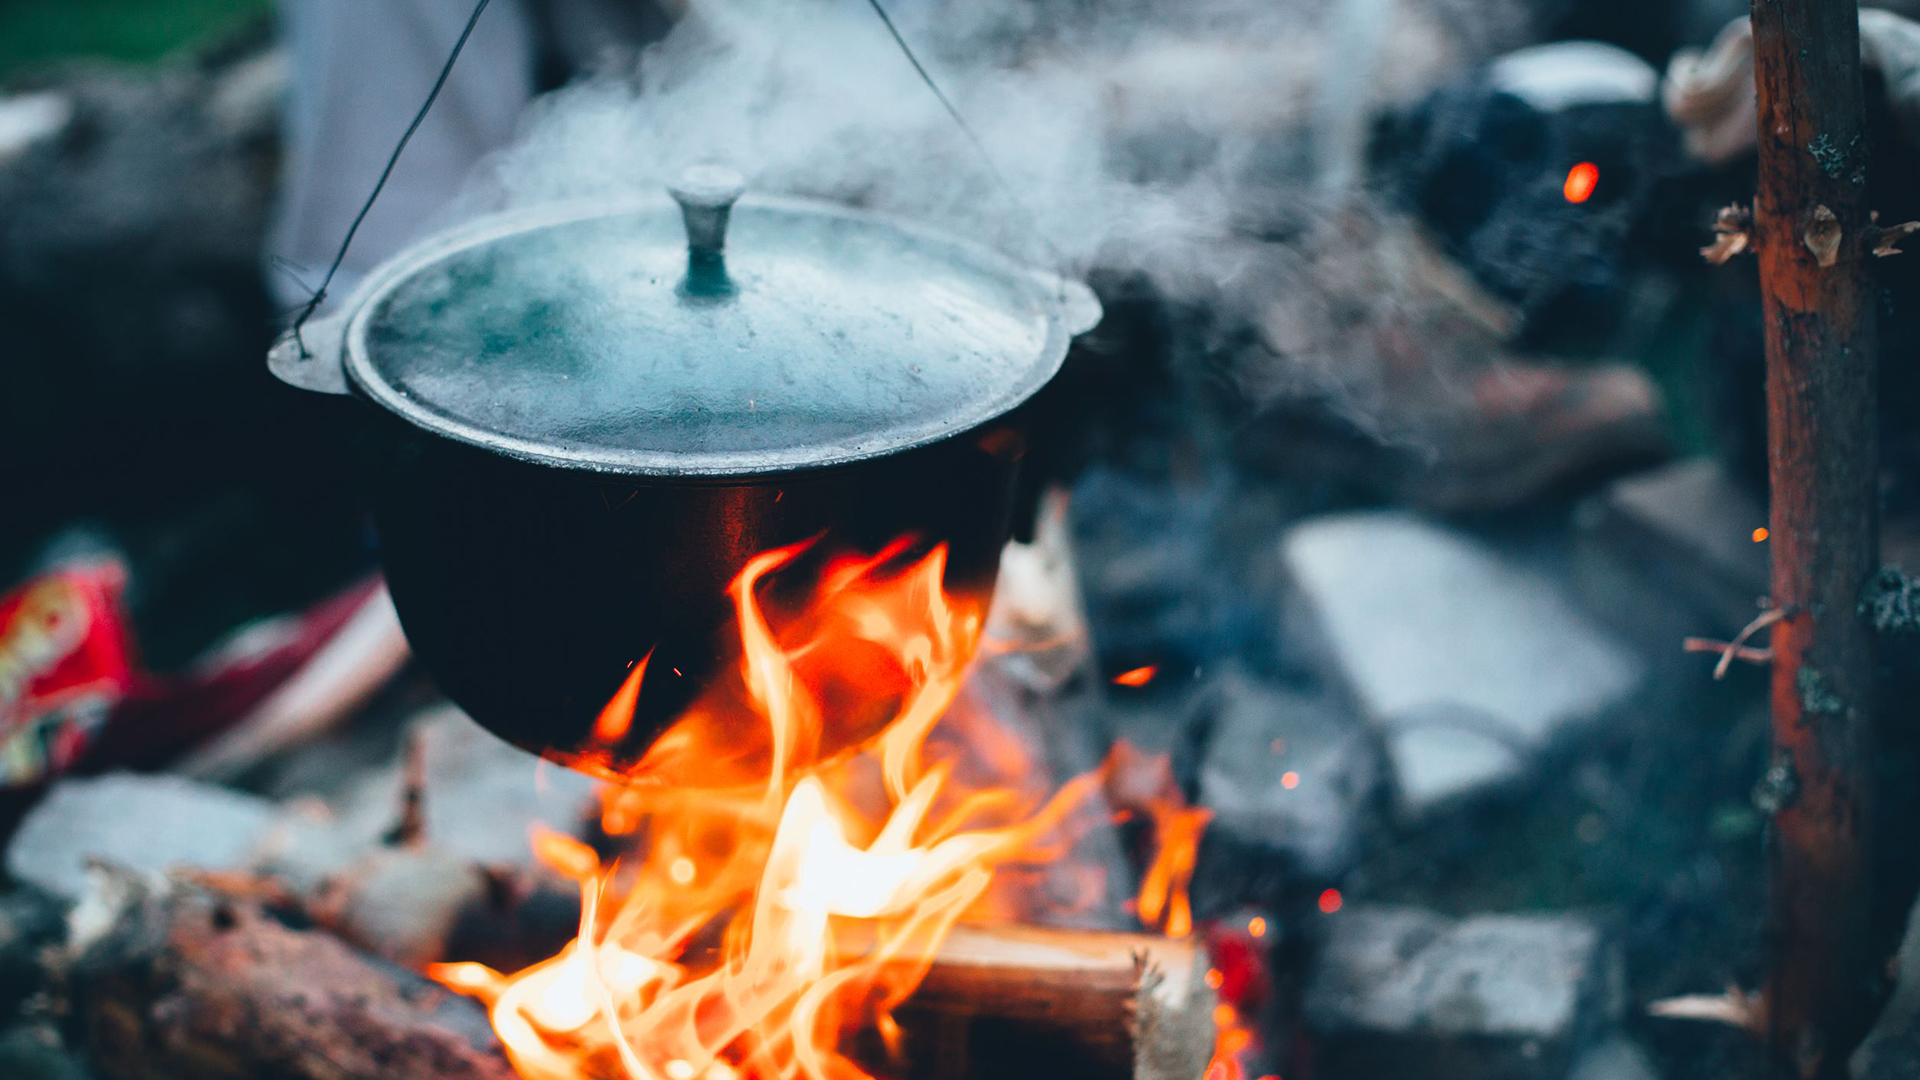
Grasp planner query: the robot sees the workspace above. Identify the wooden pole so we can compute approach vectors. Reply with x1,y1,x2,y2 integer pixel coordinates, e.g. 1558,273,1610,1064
1748,1,1882,1077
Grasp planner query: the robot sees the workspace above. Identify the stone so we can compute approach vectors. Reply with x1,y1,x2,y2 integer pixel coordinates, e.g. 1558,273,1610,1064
0,1023,93,1080
296,705,600,872
1281,511,1646,820
1194,668,1382,879
1570,1036,1659,1080
0,889,64,1016
1572,458,1769,645
1382,719,1527,820
0,93,73,166
1854,896,1920,1080
1303,905,1624,1080
5,774,275,901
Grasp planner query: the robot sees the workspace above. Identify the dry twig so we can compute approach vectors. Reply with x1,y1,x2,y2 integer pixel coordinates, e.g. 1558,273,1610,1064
1682,637,1774,670
1684,606,1787,679
1649,985,1766,1034
1870,218,1920,257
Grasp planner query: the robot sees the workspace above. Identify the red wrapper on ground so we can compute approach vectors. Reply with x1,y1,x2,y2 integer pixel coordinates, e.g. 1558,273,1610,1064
0,562,136,788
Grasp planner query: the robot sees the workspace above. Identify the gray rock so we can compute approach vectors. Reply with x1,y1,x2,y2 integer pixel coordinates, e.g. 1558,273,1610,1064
1282,511,1646,819
1570,1036,1659,1080
0,92,73,165
1194,669,1383,879
1383,718,1528,819
5,774,275,901
0,1023,93,1080
1304,905,1624,1080
299,705,599,871
1573,459,1768,645
0,889,65,1015
1854,896,1920,1080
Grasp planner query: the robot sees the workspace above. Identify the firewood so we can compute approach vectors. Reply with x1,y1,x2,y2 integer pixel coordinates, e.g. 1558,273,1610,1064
59,869,1211,1080
855,923,1217,1080
61,869,515,1080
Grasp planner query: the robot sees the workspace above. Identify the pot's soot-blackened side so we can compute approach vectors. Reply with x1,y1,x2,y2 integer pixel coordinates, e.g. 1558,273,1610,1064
273,179,1099,768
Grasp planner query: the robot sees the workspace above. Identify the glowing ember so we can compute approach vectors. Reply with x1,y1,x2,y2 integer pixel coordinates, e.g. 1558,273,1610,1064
430,540,1197,1080
1563,161,1600,203
1112,664,1158,687
1752,526,1769,543
1318,888,1343,915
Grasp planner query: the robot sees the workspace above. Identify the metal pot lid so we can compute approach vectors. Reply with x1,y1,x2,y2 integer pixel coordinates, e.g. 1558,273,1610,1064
336,168,1100,477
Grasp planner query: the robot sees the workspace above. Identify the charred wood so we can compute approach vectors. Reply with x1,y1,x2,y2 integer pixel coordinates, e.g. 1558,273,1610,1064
61,871,516,1080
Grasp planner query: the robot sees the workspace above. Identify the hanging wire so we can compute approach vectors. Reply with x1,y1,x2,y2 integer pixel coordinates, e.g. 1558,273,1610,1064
859,0,1066,265
287,0,494,357
288,0,1061,357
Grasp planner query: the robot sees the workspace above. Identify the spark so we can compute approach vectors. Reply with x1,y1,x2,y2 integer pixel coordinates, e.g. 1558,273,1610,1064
1564,162,1599,203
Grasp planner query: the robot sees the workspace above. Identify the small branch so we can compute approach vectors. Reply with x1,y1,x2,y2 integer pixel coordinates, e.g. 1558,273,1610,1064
1685,607,1788,679
1683,637,1774,673
1702,203,1755,263
1649,985,1766,1034
384,728,429,848
1868,218,1920,257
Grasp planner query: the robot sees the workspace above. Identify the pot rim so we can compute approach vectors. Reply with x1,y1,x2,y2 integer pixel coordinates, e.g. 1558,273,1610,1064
332,192,1101,478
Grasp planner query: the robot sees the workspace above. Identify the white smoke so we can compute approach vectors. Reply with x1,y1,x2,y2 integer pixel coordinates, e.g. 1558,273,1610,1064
449,0,1537,426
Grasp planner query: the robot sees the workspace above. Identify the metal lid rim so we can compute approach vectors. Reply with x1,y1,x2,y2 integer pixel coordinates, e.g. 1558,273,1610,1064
335,193,1099,477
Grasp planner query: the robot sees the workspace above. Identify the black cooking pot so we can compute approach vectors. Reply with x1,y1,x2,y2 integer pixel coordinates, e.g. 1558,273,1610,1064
268,169,1099,772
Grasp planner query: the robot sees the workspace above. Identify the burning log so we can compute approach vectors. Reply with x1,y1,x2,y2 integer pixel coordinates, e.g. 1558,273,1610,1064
59,866,1211,1080
63,870,516,1080
884,924,1217,1080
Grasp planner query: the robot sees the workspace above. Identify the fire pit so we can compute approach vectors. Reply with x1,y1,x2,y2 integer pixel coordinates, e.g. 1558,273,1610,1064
12,2,1920,1080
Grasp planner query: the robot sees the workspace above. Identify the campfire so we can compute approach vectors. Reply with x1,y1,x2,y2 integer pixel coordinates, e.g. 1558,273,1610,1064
20,533,1238,1080
14,2,1920,1080
424,539,1227,1080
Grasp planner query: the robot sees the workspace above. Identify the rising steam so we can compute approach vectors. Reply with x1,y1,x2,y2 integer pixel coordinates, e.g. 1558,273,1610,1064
447,0,1535,428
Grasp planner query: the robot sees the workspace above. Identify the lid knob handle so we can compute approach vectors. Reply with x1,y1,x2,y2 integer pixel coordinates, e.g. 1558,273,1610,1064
669,164,746,257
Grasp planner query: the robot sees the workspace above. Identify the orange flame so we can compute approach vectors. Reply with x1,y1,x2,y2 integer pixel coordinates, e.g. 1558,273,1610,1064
1112,664,1158,688
591,651,653,745
431,542,1121,1080
1136,797,1211,939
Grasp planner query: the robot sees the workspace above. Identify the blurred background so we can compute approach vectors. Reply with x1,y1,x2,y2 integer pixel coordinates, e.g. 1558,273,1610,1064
3,3,1920,1080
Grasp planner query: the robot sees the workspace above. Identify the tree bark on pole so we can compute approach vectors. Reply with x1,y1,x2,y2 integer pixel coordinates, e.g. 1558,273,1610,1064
1748,1,1882,1077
